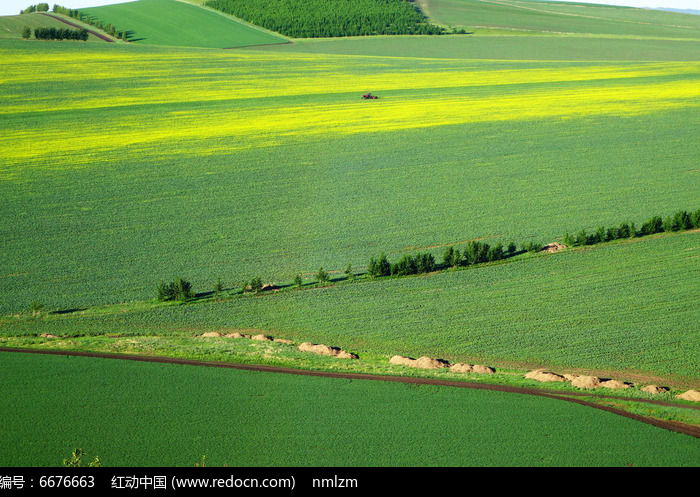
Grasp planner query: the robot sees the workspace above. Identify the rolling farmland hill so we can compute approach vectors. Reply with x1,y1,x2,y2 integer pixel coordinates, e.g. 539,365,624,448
420,0,700,38
0,13,106,41
78,0,287,47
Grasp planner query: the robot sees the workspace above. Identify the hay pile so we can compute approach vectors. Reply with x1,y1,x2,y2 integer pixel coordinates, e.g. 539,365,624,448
600,380,631,389
542,242,566,253
389,355,448,369
298,342,358,359
642,385,669,395
570,375,601,389
524,370,566,382
676,390,700,402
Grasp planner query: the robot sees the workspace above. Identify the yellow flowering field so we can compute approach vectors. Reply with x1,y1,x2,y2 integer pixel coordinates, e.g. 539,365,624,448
1,46,698,175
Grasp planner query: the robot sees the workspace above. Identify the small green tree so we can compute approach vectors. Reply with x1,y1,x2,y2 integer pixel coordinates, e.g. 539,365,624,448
294,274,303,288
213,278,224,299
316,267,329,285
250,277,263,293
30,301,43,317
173,278,193,301
344,263,353,280
22,26,31,39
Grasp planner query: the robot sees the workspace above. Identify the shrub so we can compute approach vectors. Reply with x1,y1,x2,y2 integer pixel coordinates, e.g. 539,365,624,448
464,241,489,264
30,301,43,316
486,243,503,261
416,252,436,273
523,241,542,253
294,274,303,288
391,254,418,276
316,267,329,285
249,276,263,293
22,26,31,39
157,281,175,301
692,209,700,228
368,254,391,277
158,278,194,301
213,278,224,299
639,216,663,236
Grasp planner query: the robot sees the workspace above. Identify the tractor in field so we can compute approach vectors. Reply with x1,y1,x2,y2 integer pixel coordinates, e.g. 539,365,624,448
362,92,378,99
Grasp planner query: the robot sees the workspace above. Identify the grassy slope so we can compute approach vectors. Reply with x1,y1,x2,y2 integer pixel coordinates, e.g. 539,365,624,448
3,232,697,381
0,13,105,41
2,352,698,466
79,0,286,47
422,0,700,38
261,0,700,60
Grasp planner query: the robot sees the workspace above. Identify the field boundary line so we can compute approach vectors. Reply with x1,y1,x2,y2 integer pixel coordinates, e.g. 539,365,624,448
2,347,698,439
40,13,115,43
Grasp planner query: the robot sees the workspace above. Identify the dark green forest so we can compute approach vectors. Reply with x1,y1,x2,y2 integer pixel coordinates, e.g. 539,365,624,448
205,0,452,37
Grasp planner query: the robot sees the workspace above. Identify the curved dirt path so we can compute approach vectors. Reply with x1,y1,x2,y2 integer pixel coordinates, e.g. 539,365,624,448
2,347,698,439
39,13,115,42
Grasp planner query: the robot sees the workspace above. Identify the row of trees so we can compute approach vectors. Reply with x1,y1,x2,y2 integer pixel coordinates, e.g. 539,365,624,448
53,4,129,41
20,3,49,14
205,0,452,38
563,209,700,247
157,208,698,302
32,27,89,41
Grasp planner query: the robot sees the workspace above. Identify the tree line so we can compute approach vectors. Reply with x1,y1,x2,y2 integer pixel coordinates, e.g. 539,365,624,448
33,26,89,41
563,209,700,247
154,207,697,303
52,4,129,41
20,3,49,14
205,0,457,38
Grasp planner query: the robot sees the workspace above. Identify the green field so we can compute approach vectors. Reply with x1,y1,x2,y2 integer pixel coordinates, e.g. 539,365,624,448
0,13,104,41
422,0,700,38
1,39,698,315
1,352,697,466
4,232,697,382
79,0,287,47
256,34,700,61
